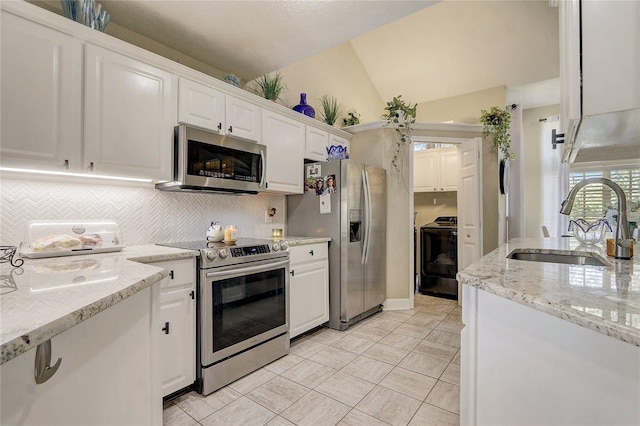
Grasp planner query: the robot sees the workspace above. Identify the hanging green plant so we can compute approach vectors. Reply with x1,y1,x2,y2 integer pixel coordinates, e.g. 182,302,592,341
382,95,417,174
319,93,341,126
479,106,515,160
256,71,287,101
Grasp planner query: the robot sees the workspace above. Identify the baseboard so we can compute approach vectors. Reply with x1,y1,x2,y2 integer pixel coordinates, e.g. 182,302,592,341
383,298,413,311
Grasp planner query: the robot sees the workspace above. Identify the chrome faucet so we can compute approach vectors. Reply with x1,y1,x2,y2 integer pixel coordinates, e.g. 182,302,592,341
560,177,632,259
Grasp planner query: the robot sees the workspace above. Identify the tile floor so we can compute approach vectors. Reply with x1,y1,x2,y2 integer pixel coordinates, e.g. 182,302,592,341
163,294,462,426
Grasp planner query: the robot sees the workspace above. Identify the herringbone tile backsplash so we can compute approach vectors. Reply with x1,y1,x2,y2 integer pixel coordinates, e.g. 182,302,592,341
0,178,286,246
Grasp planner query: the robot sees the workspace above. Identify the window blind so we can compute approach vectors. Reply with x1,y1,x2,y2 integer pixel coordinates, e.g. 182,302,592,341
568,167,640,222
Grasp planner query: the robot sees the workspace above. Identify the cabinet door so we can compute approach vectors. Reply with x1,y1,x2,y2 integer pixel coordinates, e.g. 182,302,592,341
558,0,581,150
305,126,329,161
439,149,458,191
262,109,305,194
290,261,329,338
160,287,195,396
225,96,261,142
414,150,438,192
581,0,639,116
0,12,82,171
178,78,225,132
84,44,176,181
151,259,196,396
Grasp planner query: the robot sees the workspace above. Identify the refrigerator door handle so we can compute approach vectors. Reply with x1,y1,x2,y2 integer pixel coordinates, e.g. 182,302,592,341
362,169,372,265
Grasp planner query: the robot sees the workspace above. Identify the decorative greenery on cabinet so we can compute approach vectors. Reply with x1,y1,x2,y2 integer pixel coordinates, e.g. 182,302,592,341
319,93,341,126
256,71,287,102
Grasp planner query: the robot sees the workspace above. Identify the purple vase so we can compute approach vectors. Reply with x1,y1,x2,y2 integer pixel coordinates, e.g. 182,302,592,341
292,93,315,118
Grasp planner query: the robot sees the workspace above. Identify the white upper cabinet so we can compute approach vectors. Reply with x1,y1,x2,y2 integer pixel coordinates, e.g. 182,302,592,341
84,44,176,181
414,147,458,192
305,126,329,161
178,78,225,133
262,110,305,194
581,0,639,116
225,96,261,143
0,12,82,171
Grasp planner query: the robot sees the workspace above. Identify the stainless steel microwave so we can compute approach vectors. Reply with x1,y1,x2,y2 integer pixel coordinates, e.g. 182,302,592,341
156,124,266,194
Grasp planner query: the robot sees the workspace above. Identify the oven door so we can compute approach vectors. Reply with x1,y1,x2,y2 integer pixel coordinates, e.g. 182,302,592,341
200,258,289,366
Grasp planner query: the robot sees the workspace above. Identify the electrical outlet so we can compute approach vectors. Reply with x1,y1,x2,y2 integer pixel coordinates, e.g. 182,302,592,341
264,210,273,223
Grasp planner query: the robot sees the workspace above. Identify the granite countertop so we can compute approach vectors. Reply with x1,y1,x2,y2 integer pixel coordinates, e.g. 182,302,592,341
285,236,331,246
0,245,198,364
457,238,640,347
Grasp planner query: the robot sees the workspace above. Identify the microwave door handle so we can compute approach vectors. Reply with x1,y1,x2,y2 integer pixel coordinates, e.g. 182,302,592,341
205,259,289,279
259,149,266,188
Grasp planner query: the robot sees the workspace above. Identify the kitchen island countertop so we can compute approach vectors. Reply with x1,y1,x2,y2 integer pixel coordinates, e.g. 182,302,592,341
457,238,640,346
0,245,198,364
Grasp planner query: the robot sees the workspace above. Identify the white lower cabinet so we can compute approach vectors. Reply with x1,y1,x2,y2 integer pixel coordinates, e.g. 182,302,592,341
150,258,196,397
0,285,162,426
289,243,329,338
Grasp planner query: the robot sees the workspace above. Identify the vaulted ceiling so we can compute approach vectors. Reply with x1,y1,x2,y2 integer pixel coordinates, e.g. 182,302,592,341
33,0,560,106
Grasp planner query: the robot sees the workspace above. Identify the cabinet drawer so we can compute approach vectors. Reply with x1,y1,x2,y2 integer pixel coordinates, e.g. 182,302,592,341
290,243,328,265
152,258,196,291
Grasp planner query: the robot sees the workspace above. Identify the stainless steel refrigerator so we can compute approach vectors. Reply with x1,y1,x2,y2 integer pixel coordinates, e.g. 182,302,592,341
287,160,386,330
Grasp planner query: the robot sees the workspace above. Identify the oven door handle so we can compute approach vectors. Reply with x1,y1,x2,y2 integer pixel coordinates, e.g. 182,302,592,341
205,259,290,279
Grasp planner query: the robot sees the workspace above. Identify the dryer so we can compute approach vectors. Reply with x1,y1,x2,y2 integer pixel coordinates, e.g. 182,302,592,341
419,216,458,299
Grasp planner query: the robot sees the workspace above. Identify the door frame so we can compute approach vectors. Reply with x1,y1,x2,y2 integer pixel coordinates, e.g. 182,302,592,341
409,136,482,307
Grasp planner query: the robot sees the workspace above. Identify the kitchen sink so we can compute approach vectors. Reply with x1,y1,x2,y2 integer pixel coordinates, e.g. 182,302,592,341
506,249,611,266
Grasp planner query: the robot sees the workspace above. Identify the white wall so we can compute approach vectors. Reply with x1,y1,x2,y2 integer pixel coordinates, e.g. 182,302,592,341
249,42,385,125
0,177,285,247
521,104,562,238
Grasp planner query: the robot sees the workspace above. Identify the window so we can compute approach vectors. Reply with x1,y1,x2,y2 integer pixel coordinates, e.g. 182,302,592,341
568,164,640,222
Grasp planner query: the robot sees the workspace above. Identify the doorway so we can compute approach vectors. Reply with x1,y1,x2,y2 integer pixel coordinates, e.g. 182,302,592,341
409,136,483,306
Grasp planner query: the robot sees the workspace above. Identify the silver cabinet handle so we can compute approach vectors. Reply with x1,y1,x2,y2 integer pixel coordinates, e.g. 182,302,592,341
34,340,62,384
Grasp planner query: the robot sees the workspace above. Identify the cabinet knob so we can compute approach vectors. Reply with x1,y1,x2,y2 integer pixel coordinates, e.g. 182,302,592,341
551,129,565,149
290,270,295,276
217,122,222,131
162,322,170,334
228,126,233,133
189,290,195,300
169,270,174,279
309,249,314,256
63,159,69,170
89,162,94,171
34,340,62,384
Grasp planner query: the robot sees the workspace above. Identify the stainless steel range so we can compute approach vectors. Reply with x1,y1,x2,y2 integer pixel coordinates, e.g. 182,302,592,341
157,238,290,395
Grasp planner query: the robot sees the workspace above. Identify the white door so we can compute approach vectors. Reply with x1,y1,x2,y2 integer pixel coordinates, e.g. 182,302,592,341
225,96,261,142
305,126,329,161
0,12,82,171
457,138,482,272
289,261,329,338
84,44,176,181
262,110,305,194
178,78,225,132
440,149,459,191
414,150,438,192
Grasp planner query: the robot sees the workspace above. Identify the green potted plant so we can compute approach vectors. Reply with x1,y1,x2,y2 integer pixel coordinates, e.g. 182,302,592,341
382,95,417,174
256,71,286,102
480,106,514,160
343,109,361,126
319,93,341,126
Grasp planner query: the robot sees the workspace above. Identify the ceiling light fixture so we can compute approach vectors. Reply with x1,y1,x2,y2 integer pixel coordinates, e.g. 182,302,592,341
0,167,153,183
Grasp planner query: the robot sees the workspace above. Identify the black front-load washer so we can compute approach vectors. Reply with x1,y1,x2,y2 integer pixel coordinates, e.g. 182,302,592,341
420,216,458,299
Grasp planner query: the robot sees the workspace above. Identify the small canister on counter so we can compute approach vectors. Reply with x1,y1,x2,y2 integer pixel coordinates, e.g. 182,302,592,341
606,238,634,259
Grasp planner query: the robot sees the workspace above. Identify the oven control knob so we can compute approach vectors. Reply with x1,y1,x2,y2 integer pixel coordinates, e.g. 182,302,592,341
205,249,218,260
271,243,280,251
218,248,229,259
280,241,289,251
